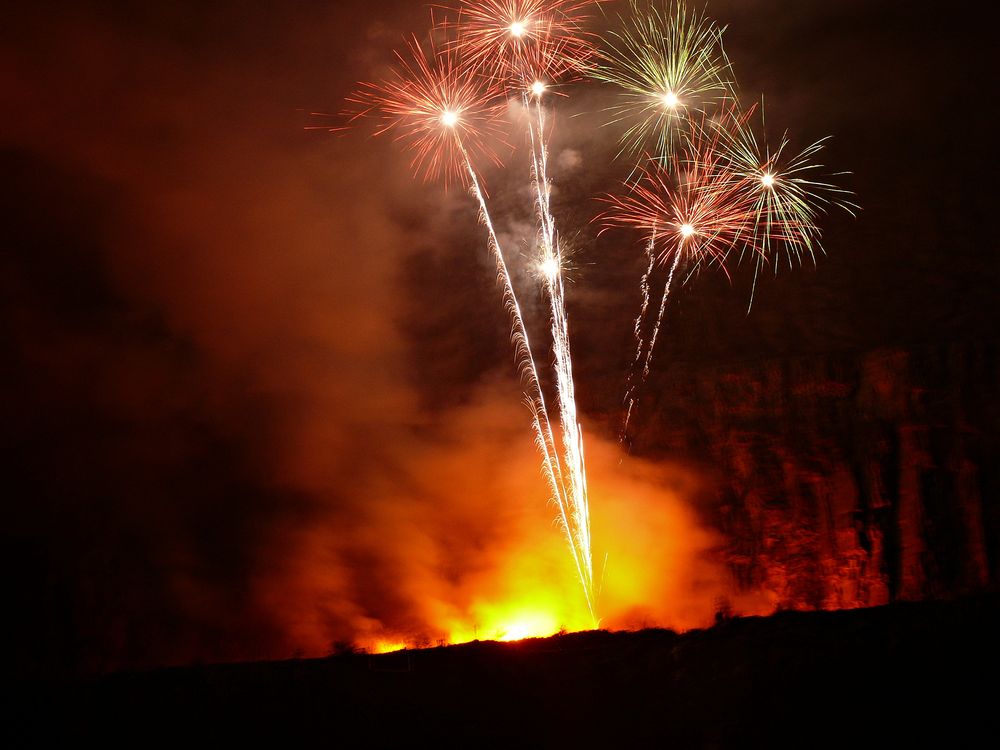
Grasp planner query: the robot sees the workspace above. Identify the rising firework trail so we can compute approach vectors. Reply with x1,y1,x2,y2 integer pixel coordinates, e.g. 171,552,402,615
601,121,755,437
344,16,597,618
621,229,657,436
456,0,600,616
527,90,595,616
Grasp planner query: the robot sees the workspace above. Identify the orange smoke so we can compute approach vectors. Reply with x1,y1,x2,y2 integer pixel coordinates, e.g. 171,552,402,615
256,386,742,654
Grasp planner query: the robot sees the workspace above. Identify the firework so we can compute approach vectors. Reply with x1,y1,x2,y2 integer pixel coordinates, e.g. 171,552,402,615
455,0,598,90
591,0,733,162
709,105,860,302
601,142,753,287
601,122,759,435
344,23,507,185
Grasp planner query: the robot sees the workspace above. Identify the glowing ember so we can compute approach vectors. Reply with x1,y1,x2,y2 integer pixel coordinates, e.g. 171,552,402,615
530,79,547,97
440,109,459,127
510,20,527,37
760,172,775,188
662,90,680,108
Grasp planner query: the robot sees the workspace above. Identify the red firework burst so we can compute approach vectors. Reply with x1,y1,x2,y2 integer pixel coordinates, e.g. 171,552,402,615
454,0,599,90
345,21,508,185
600,121,759,276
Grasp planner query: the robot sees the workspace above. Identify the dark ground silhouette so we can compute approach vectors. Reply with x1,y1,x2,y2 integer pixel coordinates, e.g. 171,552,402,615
10,593,1000,746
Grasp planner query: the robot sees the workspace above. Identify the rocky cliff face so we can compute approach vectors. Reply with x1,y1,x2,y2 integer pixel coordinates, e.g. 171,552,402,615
628,339,1000,611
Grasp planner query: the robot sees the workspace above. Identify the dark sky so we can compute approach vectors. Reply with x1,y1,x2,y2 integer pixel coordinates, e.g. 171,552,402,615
1,0,995,676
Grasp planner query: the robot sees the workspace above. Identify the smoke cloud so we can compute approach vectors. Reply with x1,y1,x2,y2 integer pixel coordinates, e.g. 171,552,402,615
0,1,747,674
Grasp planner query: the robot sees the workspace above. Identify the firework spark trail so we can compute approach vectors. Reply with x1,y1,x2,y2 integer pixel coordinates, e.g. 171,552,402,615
600,125,756,439
343,21,600,614
620,229,655,441
620,251,679,439
458,140,565,515
458,135,598,618
454,0,600,616
526,93,595,616
641,247,681,379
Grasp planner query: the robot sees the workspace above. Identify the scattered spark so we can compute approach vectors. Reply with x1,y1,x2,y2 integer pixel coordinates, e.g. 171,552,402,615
599,139,751,279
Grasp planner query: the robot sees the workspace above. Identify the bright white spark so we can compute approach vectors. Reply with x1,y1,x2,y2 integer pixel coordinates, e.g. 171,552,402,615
540,256,559,280
531,80,547,97
510,20,527,37
661,90,680,108
440,110,459,127
679,222,696,238
761,172,776,188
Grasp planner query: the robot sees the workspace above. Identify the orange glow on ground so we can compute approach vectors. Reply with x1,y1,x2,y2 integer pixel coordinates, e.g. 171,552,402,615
264,398,757,659
366,603,582,652
371,641,408,654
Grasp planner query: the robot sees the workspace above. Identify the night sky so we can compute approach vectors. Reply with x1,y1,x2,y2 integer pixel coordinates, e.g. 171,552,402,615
1,0,995,677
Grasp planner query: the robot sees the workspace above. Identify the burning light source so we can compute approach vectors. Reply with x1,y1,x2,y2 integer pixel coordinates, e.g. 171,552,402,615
761,172,775,188
679,222,695,238
509,20,527,37
440,109,459,127
662,90,680,108
530,80,546,97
